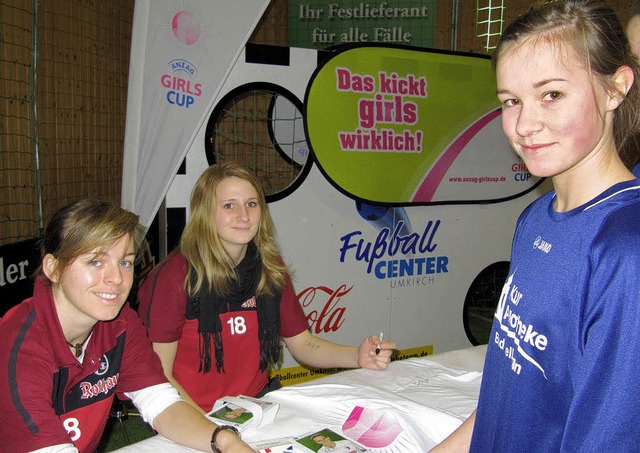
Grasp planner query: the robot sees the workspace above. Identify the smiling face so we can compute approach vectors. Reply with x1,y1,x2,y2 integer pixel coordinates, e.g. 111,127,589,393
45,234,135,327
214,176,261,261
312,435,333,446
496,39,617,180
223,407,246,419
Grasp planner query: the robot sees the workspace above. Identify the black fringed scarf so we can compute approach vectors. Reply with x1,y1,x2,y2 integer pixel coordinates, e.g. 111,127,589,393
187,242,281,374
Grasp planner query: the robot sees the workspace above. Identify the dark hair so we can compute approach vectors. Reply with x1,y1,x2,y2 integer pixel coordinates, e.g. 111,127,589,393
492,0,640,168
40,198,143,283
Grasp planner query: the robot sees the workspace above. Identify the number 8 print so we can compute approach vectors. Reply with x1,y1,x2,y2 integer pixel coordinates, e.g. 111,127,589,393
63,417,81,441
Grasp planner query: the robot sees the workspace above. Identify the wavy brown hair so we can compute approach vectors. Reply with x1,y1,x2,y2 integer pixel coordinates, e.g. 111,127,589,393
180,161,288,296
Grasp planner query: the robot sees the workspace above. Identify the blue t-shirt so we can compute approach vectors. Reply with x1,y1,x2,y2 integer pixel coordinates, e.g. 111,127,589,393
471,180,640,452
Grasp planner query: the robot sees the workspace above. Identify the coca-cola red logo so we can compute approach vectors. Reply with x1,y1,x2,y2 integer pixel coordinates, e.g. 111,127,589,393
298,284,354,333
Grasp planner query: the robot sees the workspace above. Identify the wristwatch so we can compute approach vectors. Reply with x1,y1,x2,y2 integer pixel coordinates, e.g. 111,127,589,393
211,425,241,453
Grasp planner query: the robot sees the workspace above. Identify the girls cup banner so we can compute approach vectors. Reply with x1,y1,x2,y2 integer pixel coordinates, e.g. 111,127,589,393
305,45,542,204
122,0,271,228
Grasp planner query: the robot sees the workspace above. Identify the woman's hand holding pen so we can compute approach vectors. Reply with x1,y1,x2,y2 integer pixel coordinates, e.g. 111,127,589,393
358,332,395,370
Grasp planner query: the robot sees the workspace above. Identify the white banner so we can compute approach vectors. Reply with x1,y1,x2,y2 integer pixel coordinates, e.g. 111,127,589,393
122,0,271,227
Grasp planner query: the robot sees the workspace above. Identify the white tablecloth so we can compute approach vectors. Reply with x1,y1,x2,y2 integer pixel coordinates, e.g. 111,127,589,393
114,344,486,452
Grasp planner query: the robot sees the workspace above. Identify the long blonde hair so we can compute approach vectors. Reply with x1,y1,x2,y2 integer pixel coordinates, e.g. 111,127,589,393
180,161,288,296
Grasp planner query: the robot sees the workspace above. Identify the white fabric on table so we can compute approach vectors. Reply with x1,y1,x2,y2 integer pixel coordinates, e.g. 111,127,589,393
113,345,486,452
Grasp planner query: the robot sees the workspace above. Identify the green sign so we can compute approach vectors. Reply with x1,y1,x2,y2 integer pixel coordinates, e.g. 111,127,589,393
288,1,436,49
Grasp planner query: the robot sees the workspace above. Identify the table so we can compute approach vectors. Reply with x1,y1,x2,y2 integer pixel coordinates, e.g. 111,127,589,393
114,344,486,452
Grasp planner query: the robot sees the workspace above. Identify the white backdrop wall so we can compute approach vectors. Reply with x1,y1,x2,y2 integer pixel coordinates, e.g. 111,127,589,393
122,2,549,375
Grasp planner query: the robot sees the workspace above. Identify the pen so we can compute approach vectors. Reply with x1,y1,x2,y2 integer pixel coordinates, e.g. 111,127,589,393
375,332,384,355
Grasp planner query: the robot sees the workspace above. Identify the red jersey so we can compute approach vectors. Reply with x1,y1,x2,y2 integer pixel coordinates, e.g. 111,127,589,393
137,252,309,411
0,278,168,453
